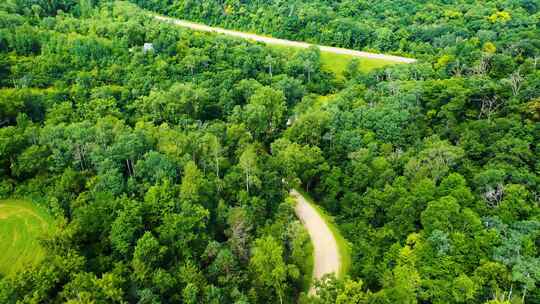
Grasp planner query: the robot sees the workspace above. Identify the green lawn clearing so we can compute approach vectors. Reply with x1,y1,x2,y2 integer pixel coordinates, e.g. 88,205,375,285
269,44,399,80
0,199,53,275
320,51,397,79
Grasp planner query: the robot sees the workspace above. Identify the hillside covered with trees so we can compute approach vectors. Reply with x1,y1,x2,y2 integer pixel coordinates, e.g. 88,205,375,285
133,0,539,58
0,1,330,303
1,0,539,303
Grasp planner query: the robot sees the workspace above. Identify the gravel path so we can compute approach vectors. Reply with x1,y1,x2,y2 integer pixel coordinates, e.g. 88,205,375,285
155,13,417,295
291,189,340,295
154,16,416,63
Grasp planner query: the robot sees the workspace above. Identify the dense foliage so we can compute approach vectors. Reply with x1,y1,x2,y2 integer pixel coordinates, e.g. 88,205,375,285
0,1,331,303
1,0,539,303
133,0,539,59
134,0,540,302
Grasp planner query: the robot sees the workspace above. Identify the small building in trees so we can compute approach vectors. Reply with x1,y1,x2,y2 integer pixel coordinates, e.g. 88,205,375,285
143,43,154,53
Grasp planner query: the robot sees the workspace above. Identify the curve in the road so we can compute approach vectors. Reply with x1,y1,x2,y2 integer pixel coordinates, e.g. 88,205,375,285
154,16,417,64
154,13,417,294
291,189,340,295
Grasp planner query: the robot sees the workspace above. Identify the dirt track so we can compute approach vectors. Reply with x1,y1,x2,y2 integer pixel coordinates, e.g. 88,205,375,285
154,13,418,295
291,189,340,295
154,16,417,63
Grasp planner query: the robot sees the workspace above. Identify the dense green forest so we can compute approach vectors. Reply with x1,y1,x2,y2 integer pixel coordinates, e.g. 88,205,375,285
133,0,540,58
127,0,540,302
0,1,329,303
1,0,539,303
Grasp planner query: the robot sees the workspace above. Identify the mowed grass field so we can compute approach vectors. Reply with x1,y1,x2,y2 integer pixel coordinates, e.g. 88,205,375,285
269,44,399,79
320,51,397,79
0,199,53,275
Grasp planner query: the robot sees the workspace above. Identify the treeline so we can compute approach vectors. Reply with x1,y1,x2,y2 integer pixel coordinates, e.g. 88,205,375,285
0,1,333,303
130,0,539,58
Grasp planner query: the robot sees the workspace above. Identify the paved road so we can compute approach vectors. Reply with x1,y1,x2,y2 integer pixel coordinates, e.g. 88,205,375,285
291,189,340,295
154,16,416,63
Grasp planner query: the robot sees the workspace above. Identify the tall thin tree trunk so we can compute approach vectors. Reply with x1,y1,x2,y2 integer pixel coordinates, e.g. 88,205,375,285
215,156,219,178
130,159,135,176
246,171,250,194
126,159,132,176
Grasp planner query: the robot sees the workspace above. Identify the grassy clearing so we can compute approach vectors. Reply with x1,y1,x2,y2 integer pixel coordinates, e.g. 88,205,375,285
153,11,400,78
269,44,398,79
320,51,397,79
0,199,53,275
295,189,351,278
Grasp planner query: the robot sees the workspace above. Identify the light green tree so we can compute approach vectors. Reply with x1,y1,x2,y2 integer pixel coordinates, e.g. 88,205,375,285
238,145,260,194
250,235,297,304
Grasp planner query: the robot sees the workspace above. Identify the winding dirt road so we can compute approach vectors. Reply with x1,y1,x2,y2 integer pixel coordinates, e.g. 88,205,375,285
154,13,418,294
154,16,416,63
291,189,340,295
